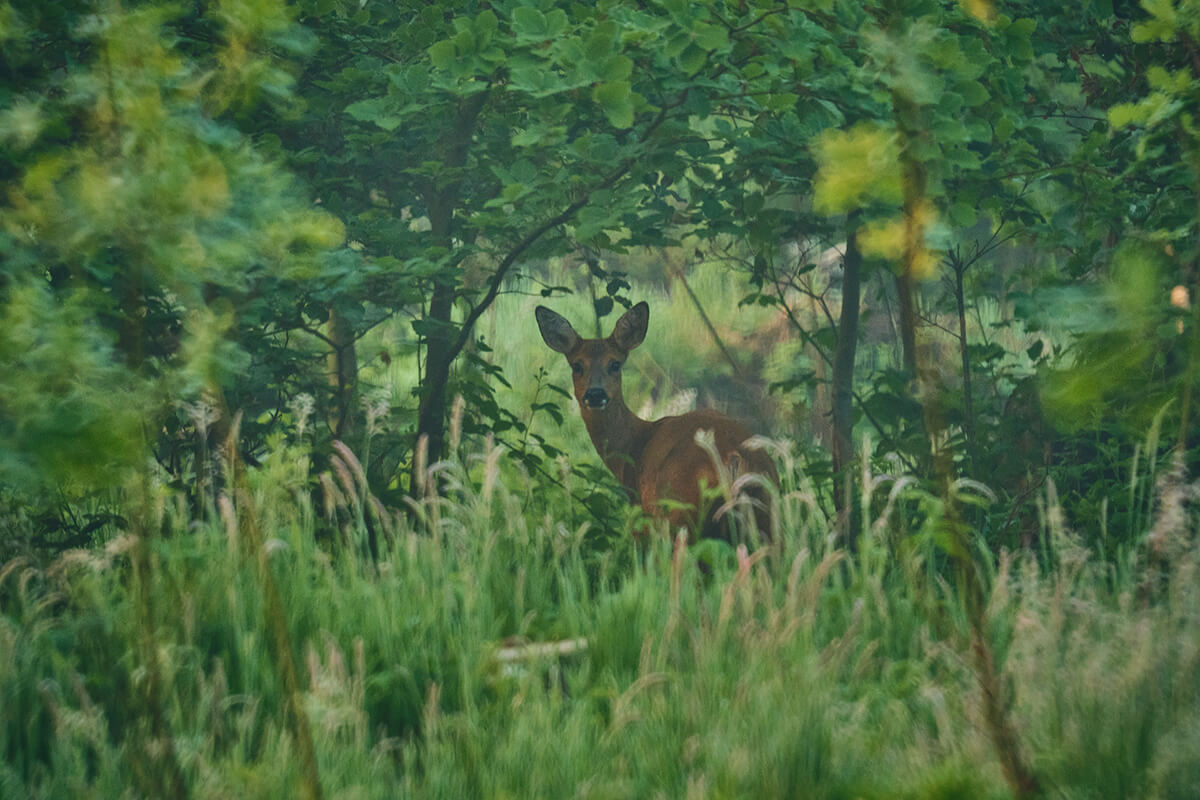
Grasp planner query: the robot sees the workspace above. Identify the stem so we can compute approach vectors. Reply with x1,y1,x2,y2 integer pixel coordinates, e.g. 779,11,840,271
953,250,977,475
832,212,863,548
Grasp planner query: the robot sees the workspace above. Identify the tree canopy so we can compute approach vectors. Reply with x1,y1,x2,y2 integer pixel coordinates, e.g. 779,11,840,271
1,0,1197,553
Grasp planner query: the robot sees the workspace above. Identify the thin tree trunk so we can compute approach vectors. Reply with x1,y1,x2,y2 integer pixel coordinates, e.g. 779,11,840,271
953,251,977,474
328,305,358,440
895,270,918,376
409,93,489,498
413,280,455,490
832,216,862,549
892,89,924,382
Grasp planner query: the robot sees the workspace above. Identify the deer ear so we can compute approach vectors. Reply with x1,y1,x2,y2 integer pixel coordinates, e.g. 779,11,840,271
611,301,649,352
535,306,581,354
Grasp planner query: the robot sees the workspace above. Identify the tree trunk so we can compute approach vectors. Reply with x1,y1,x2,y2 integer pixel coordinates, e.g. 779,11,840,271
328,305,358,440
953,252,977,474
892,90,924,381
412,275,455,495
895,269,919,377
832,218,863,548
408,93,489,499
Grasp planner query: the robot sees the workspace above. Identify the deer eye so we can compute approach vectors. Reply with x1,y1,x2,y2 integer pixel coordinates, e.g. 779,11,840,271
608,360,621,374
571,362,584,376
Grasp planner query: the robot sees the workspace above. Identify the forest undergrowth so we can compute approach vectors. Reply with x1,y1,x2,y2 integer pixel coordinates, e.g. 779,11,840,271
2,431,1198,799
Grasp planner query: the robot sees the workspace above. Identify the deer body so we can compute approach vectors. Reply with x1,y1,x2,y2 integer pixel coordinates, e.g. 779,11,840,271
536,301,775,541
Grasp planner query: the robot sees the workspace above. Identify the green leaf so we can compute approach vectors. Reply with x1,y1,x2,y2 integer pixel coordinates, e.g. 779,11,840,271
994,114,1014,141
1110,242,1161,320
600,54,633,82
664,32,690,58
678,43,707,74
1107,102,1143,128
512,123,564,147
956,80,989,107
766,93,798,111
692,22,728,51
454,29,475,54
545,9,568,38
510,63,570,97
593,80,633,128
812,124,902,215
744,193,764,217
475,9,499,36
513,7,547,41
585,21,618,60
429,39,456,71
344,98,403,131
1132,0,1178,43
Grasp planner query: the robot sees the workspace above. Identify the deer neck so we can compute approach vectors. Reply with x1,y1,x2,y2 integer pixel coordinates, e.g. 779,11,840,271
579,399,654,493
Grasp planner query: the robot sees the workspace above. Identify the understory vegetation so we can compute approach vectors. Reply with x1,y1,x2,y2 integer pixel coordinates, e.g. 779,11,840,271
2,432,1199,798
4,0,1200,796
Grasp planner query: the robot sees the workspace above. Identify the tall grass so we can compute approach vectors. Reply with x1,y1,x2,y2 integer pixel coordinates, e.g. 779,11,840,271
1,431,1197,797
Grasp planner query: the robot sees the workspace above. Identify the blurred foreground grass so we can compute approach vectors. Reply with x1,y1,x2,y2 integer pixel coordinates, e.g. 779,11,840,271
1,434,1198,798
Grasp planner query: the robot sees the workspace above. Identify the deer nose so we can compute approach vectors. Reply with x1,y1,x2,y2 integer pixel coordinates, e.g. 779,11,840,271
582,388,609,409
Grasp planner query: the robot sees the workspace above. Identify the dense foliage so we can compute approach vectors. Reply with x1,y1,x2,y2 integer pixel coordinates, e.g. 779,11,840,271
2,0,1199,796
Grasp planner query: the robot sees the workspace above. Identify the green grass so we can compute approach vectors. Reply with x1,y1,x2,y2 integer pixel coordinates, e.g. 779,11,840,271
2,432,1197,798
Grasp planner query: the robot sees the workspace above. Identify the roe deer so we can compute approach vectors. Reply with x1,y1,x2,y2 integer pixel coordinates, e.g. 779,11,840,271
535,301,776,542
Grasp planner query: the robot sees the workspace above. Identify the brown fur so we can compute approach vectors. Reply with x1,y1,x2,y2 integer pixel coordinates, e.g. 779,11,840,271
536,302,776,542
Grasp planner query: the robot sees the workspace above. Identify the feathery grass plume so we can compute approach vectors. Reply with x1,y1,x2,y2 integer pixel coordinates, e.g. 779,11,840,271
362,388,391,439
305,633,367,749
220,411,244,498
331,441,368,497
182,394,221,439
413,434,428,497
694,428,734,498
104,532,137,559
723,437,780,539
46,547,101,577
182,393,222,509
319,471,345,520
1043,478,1089,573
368,495,394,541
605,671,673,742
330,441,380,552
449,394,465,452
329,455,359,512
290,392,315,438
328,455,361,552
715,544,767,636
421,682,442,740
218,492,238,552
1147,449,1195,559
952,478,998,505
481,438,503,505
869,475,918,542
